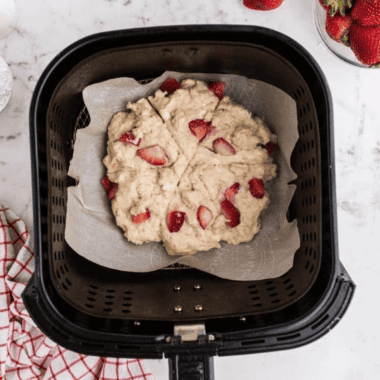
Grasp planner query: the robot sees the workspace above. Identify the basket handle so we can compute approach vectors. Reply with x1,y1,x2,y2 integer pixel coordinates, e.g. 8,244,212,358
168,354,214,380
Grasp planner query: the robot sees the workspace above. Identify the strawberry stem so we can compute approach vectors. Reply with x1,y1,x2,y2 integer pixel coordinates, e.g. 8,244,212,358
340,33,350,47
326,0,353,16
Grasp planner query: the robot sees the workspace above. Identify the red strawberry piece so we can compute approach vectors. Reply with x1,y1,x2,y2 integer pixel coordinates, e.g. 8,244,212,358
351,0,380,26
197,205,213,230
101,175,113,192
325,12,352,44
319,0,330,12
349,23,380,66
119,131,141,146
224,182,241,203
131,209,151,224
207,81,225,100
167,210,186,233
213,137,236,156
160,77,182,95
220,200,240,228
188,119,215,142
137,145,169,166
107,185,118,200
243,0,284,11
248,177,265,199
101,175,118,200
263,142,277,154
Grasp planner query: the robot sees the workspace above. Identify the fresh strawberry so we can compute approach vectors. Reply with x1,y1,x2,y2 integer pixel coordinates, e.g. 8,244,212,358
101,175,118,200
119,131,141,146
167,210,186,233
351,0,380,26
188,119,215,142
197,205,213,230
248,177,265,199
131,209,151,224
207,81,225,100
213,137,236,156
137,145,168,166
349,23,380,66
220,200,240,228
263,142,277,155
319,0,330,11
224,182,241,203
243,0,283,11
160,77,182,95
325,12,352,45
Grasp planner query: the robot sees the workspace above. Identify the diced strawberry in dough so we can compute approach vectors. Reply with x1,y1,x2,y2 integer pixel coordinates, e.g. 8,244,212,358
137,145,169,166
207,81,225,100
189,119,215,142
131,209,151,224
220,200,240,228
197,205,213,230
249,177,265,199
167,210,186,233
263,142,277,154
213,137,236,156
119,131,141,146
160,78,182,95
101,175,118,200
224,182,240,203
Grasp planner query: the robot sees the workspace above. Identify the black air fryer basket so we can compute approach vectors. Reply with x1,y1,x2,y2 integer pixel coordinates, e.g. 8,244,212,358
24,25,355,380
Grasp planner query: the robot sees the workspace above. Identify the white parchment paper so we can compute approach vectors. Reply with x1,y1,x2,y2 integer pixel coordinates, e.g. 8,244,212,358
65,71,300,281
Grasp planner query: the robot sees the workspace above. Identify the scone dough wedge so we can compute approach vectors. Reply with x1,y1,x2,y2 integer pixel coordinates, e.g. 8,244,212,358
161,166,222,256
103,98,188,179
193,164,276,245
191,113,276,167
148,79,220,163
208,96,276,144
108,168,180,245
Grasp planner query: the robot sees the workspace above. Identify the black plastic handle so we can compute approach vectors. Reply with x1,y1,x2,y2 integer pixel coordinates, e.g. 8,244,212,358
168,354,214,380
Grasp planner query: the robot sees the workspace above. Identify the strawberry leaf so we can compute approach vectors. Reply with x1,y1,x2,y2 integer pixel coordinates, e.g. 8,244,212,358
326,0,352,16
340,33,350,47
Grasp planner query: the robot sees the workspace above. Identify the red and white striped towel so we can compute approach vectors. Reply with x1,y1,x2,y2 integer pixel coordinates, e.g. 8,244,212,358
0,203,156,380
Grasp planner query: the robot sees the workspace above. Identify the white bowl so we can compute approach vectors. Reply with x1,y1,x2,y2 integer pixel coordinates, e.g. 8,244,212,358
0,56,13,113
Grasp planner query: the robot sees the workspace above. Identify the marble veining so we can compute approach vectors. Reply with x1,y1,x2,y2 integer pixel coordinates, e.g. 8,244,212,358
0,0,379,379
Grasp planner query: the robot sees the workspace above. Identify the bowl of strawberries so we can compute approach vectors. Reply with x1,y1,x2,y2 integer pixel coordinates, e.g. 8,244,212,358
314,0,380,68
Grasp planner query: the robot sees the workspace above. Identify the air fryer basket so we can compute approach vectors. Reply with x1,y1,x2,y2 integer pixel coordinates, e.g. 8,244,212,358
36,39,322,321
24,25,355,380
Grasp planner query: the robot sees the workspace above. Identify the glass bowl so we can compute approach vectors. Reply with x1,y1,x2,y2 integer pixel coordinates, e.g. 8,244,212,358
313,0,369,68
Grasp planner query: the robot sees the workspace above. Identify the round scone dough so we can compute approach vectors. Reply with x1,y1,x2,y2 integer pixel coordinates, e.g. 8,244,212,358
103,78,277,255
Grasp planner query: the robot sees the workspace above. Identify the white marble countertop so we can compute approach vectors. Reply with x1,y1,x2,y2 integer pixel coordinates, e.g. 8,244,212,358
1,0,379,379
